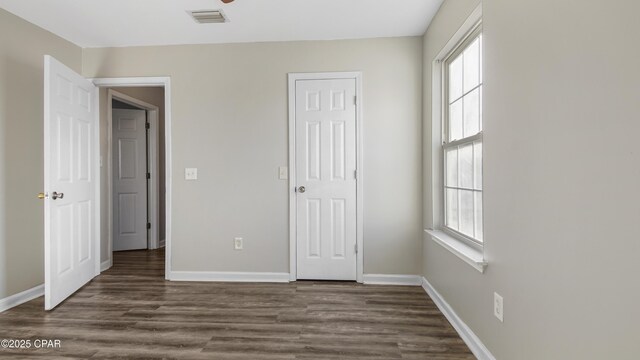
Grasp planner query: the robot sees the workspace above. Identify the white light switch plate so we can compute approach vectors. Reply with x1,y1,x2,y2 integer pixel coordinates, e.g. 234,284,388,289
494,292,504,322
185,168,198,180
278,166,288,180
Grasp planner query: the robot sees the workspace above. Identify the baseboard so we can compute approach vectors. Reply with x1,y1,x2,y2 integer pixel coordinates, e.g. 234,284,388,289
421,277,496,360
100,258,113,272
363,274,423,286
0,284,44,313
159,238,166,248
169,271,290,283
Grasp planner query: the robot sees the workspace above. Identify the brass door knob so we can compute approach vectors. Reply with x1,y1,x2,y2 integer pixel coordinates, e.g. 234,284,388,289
37,192,47,200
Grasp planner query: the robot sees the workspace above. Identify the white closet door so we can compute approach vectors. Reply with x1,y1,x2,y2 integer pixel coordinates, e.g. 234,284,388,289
295,78,357,280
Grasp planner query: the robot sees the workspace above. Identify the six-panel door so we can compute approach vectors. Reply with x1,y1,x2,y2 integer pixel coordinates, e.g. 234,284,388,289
44,55,99,310
295,79,357,280
112,108,148,251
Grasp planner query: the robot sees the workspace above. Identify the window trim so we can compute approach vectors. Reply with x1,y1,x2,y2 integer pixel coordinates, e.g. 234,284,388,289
426,4,486,273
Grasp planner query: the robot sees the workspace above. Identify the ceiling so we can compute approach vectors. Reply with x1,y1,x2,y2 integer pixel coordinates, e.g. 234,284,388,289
0,0,443,48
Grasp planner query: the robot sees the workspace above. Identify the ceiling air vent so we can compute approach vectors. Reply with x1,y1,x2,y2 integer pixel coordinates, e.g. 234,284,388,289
188,9,228,24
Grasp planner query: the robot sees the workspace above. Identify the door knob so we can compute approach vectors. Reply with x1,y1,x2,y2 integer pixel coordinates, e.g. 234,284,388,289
37,192,47,200
298,186,306,193
52,192,64,200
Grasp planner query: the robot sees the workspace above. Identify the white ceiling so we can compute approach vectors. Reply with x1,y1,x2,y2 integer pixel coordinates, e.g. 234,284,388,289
0,0,443,48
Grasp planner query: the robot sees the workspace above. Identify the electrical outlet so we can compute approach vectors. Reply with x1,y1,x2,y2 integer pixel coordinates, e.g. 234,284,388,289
494,292,504,322
234,237,243,250
185,168,198,180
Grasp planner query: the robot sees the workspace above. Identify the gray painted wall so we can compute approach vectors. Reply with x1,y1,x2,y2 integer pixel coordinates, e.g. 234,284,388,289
0,8,82,300
423,1,640,358
83,37,424,275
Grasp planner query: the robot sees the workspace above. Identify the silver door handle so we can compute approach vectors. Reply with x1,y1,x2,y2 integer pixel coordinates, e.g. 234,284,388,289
52,191,64,200
297,186,306,193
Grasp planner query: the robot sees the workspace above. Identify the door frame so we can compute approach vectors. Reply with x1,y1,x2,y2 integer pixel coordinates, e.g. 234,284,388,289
287,72,364,283
91,77,172,280
108,89,159,252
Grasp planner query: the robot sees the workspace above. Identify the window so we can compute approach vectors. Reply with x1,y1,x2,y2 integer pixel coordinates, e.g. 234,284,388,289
442,25,483,246
427,6,485,272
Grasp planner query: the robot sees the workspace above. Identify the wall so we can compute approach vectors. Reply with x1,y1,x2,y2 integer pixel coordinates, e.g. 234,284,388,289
423,0,640,359
98,87,166,263
0,8,82,300
83,37,424,275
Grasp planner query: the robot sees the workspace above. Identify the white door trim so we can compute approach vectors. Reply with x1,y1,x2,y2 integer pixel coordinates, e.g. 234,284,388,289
287,72,364,283
91,77,172,280
108,89,159,252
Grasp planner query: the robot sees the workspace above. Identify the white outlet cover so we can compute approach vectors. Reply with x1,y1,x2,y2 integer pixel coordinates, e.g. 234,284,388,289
234,237,243,250
494,292,504,322
185,168,198,180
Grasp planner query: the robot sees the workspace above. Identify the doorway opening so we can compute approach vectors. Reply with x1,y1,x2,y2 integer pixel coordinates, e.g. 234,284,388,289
92,77,172,280
104,87,166,276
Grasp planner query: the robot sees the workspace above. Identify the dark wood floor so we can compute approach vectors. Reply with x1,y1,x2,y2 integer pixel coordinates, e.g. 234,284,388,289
0,249,474,359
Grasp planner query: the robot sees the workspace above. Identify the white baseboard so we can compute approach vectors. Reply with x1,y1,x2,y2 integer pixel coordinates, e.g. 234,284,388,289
169,271,290,283
363,274,423,286
421,277,496,360
0,284,44,313
100,259,113,272
159,238,166,248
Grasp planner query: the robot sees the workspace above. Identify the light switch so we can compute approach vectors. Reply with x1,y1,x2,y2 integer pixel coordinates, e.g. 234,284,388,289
278,166,288,180
185,168,198,180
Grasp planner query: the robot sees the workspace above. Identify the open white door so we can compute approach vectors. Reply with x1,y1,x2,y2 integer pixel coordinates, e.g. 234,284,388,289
112,108,148,251
44,55,100,310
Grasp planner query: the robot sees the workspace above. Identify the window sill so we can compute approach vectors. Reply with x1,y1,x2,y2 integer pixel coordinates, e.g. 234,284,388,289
425,229,487,273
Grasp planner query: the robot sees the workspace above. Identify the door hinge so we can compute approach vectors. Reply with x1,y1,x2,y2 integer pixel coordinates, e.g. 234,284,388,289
354,95,358,106
354,170,358,180
145,122,150,130
147,223,151,230
355,243,358,254
146,172,151,179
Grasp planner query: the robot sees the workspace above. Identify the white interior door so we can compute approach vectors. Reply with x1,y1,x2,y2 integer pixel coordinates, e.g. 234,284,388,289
44,55,99,310
295,78,357,280
112,108,148,251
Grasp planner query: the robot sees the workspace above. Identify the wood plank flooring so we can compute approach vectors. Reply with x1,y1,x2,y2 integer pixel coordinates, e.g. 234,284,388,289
0,249,474,359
